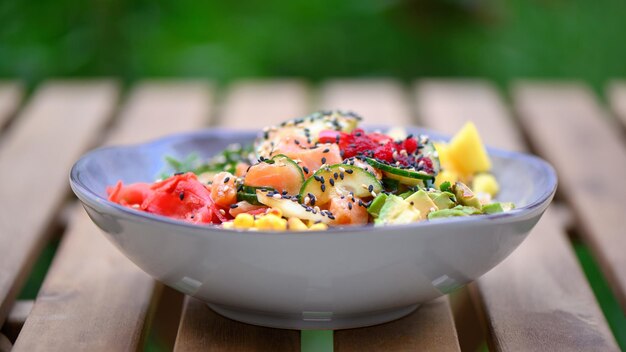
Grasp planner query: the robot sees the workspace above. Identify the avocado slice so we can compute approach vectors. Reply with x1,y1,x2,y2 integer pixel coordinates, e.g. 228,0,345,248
367,193,388,218
375,195,421,225
405,190,438,219
453,182,482,208
482,202,515,214
428,191,456,210
428,208,469,220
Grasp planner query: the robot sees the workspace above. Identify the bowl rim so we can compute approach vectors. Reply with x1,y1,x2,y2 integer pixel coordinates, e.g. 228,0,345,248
69,127,558,235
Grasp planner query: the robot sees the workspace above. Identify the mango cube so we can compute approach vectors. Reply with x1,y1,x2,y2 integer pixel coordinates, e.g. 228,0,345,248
446,122,491,175
472,173,500,197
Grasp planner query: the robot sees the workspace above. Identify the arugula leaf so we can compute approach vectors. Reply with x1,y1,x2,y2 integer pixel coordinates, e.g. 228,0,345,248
439,181,451,193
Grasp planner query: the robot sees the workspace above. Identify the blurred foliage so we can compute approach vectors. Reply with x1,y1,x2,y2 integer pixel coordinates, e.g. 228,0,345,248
1,0,625,89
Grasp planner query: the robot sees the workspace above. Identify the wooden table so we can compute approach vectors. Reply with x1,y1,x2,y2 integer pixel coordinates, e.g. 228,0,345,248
0,78,624,351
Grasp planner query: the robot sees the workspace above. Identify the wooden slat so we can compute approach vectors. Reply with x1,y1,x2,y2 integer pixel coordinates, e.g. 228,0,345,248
174,297,300,352
335,297,460,351
514,82,626,312
0,81,117,325
13,81,213,352
322,79,460,351
416,80,618,351
0,81,23,129
219,79,310,129
173,80,306,351
318,79,411,125
608,80,626,128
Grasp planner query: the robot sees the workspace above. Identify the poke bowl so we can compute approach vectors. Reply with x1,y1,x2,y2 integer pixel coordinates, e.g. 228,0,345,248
69,111,557,330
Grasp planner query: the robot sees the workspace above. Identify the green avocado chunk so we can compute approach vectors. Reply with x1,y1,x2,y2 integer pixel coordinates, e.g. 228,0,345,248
453,182,482,208
405,190,438,219
482,202,516,214
428,208,470,220
367,193,388,218
375,195,421,225
428,191,456,210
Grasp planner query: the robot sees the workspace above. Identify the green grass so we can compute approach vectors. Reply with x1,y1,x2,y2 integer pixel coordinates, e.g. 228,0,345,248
573,240,626,350
1,0,625,90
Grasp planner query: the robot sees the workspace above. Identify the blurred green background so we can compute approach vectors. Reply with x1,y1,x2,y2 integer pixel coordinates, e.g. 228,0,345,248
1,0,625,90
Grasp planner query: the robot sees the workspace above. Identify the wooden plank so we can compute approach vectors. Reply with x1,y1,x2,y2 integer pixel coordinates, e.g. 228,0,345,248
173,80,306,351
322,79,460,351
607,80,626,128
514,82,626,312
416,80,619,351
3,300,33,338
174,297,300,352
0,81,23,129
335,297,460,352
318,79,411,125
0,81,118,325
219,79,310,129
12,81,213,352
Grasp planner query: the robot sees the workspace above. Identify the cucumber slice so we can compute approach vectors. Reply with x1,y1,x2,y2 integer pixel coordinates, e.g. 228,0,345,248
256,190,332,224
381,178,400,192
299,164,383,206
254,111,361,158
364,157,433,186
236,192,262,205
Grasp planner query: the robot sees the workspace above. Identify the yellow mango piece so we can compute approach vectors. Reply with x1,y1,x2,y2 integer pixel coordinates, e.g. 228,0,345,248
472,173,500,197
446,122,491,174
433,142,455,171
435,169,459,189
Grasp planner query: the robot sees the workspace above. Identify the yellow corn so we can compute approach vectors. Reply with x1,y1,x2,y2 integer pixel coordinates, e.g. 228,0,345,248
254,214,288,231
233,213,255,229
288,217,308,231
222,221,235,229
308,223,328,231
266,207,283,218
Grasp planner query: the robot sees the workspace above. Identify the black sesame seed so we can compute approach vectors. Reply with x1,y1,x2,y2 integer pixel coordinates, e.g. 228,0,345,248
321,184,326,192
314,175,323,182
345,169,354,174
340,172,345,180
368,185,374,192
294,140,300,145
321,157,327,164
174,172,184,176
179,192,185,200
348,202,353,210
224,177,230,183
323,148,329,153
302,166,309,174
230,204,239,208
329,178,335,186
333,172,338,179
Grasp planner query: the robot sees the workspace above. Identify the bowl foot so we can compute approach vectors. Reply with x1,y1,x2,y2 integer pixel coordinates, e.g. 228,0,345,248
207,303,420,330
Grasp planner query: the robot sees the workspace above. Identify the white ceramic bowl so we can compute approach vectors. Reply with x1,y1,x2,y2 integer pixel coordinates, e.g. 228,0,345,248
70,127,557,330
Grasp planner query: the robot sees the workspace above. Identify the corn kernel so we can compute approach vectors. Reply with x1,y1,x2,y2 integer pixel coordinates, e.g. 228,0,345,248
233,213,255,229
254,214,287,231
308,223,328,231
288,217,308,231
472,173,500,197
222,221,235,229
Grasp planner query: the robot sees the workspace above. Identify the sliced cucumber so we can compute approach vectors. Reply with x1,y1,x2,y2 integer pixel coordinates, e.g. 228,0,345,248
254,111,361,158
381,178,400,192
299,164,383,206
364,157,433,186
256,190,332,224
236,192,262,205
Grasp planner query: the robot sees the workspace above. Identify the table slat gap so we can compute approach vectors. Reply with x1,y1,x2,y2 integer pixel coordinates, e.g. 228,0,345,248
513,81,626,313
321,79,461,351
415,79,619,351
12,81,214,352
173,79,307,352
0,80,118,326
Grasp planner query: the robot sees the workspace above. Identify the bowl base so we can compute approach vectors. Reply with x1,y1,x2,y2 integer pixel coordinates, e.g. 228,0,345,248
207,303,420,330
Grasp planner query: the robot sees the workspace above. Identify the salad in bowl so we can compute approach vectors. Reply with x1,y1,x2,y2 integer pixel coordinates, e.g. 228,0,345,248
107,111,514,231
70,110,555,329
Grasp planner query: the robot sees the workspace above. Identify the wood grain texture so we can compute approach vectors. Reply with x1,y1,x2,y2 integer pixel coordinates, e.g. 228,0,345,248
318,79,411,125
174,297,300,352
322,79,460,351
335,297,460,352
0,81,118,326
607,80,626,128
416,80,618,351
174,80,309,351
0,81,23,128
219,79,310,129
514,82,626,312
12,81,213,352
